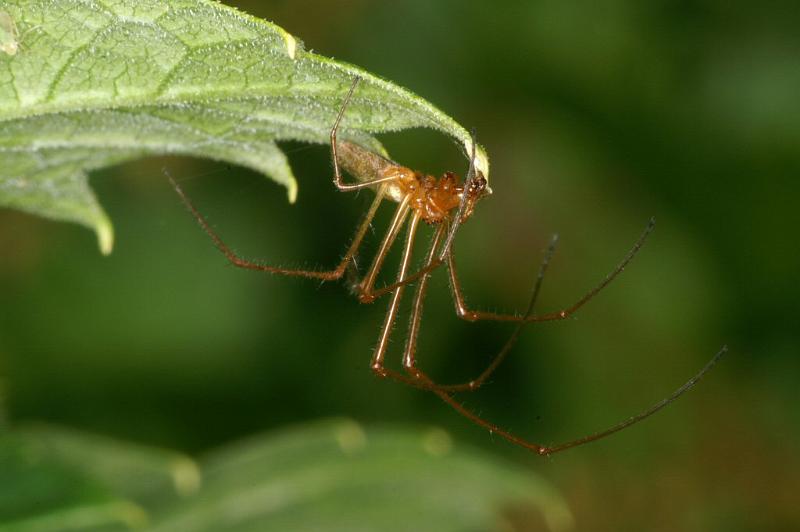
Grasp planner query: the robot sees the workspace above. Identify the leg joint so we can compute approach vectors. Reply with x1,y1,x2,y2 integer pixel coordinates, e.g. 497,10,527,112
370,363,388,378
456,306,479,322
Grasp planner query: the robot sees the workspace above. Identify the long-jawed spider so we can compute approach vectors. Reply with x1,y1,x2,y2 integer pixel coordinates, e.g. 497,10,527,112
167,78,726,455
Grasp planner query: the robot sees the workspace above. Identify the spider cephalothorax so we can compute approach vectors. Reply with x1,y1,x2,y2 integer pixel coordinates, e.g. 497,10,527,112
374,167,489,225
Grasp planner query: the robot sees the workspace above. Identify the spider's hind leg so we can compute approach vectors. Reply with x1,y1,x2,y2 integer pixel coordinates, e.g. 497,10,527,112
166,169,386,280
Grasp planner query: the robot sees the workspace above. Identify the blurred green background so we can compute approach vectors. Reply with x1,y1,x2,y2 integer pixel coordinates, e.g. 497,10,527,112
2,0,799,530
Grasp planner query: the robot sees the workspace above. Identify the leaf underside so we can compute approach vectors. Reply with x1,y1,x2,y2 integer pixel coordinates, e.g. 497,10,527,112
1,420,572,532
0,0,488,254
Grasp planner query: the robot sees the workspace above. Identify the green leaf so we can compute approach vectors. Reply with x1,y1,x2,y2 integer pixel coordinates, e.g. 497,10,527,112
149,419,573,532
0,502,146,532
9,424,200,504
0,424,193,531
0,0,489,254
0,421,572,532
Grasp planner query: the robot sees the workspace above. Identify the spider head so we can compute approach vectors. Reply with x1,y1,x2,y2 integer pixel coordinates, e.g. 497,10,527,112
459,171,491,222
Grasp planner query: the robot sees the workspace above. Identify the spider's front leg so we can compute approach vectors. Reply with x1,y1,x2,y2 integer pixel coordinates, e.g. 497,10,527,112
368,211,426,384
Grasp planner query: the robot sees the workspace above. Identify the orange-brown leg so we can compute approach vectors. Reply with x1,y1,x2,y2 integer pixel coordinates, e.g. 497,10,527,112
348,197,450,305
449,218,656,323
356,196,411,300
416,338,726,455
404,220,652,394
391,218,652,392
370,212,422,376
433,345,727,455
368,220,481,392
402,223,447,374
170,170,444,299
399,220,647,392
168,169,387,280
407,234,560,394
380,223,549,453
397,222,727,454
330,77,402,192
365,213,459,389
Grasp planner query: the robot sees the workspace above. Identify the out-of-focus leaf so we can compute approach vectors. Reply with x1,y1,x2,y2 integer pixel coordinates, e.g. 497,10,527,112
0,424,199,531
0,0,488,254
0,502,146,532
149,419,573,532
11,424,200,503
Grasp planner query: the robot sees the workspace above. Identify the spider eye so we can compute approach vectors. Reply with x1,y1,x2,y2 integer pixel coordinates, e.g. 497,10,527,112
469,173,488,194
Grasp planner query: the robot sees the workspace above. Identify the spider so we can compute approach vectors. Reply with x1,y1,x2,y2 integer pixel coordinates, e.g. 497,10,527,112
167,78,726,455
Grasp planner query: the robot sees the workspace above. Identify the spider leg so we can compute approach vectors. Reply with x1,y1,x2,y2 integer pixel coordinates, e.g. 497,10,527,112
435,345,727,455
385,226,543,454
374,220,493,393
373,219,724,455
366,213,450,389
370,212,422,376
354,196,411,301
171,167,440,298
357,255,445,303
402,223,447,374
409,234,560,393
449,218,656,323
167,170,387,280
330,78,400,192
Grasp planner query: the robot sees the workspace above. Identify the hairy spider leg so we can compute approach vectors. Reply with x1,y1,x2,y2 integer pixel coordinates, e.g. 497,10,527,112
358,196,412,298
368,216,550,394
449,218,656,324
167,168,386,281
364,213,725,454
426,219,654,394
330,78,403,193
370,211,423,374
402,222,448,372
407,218,652,394
434,345,727,455
390,239,727,453
405,234,560,394
166,77,441,297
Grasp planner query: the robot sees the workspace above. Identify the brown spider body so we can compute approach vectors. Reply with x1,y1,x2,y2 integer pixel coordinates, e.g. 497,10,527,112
337,140,487,225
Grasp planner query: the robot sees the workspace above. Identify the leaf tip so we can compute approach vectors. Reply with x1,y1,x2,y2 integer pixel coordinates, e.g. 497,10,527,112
287,180,298,204
96,218,114,255
463,139,491,182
